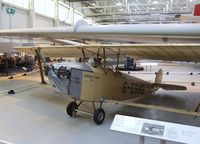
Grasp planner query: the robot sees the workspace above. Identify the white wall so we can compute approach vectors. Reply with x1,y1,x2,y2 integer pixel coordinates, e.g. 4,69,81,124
0,1,70,53
0,1,69,30
35,14,54,28
0,4,29,29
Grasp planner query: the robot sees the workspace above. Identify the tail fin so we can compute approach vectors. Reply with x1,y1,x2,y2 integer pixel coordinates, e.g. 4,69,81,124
153,68,187,91
194,4,200,16
155,68,163,84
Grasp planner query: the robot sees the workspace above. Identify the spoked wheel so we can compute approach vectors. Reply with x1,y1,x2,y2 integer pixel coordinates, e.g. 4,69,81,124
93,108,105,125
66,101,78,117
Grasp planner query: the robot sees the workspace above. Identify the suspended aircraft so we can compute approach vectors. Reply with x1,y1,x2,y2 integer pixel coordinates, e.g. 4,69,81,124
1,4,200,44
1,20,200,44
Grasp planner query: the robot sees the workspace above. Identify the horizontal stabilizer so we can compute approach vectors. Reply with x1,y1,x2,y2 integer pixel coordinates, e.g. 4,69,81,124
154,83,187,91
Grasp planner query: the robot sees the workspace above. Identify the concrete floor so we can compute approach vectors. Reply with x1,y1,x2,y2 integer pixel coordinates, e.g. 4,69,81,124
0,63,200,144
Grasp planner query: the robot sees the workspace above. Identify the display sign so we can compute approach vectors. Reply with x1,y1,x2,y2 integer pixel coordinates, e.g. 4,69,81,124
111,115,200,144
7,8,16,14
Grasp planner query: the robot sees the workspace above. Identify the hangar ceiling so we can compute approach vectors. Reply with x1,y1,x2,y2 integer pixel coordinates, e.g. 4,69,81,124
64,0,198,24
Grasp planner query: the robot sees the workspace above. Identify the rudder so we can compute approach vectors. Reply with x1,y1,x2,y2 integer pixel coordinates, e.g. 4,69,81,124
155,68,163,84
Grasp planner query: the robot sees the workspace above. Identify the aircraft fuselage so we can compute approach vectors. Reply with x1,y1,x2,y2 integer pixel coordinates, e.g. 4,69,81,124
47,62,155,102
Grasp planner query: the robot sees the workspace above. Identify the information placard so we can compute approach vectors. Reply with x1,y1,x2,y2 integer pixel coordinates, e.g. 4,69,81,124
111,115,200,144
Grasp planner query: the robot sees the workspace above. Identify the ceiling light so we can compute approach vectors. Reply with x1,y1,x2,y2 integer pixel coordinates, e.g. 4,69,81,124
91,2,96,6
119,8,124,11
117,2,122,6
153,1,158,4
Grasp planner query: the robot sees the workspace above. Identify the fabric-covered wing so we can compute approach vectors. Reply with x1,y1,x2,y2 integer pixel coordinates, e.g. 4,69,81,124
15,44,200,62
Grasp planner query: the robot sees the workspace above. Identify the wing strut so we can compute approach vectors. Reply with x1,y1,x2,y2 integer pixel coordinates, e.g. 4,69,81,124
193,102,200,119
35,49,46,84
103,47,107,75
116,48,121,71
81,48,86,62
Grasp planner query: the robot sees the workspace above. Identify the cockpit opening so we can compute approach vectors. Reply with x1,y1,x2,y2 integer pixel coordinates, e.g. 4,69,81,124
57,66,71,79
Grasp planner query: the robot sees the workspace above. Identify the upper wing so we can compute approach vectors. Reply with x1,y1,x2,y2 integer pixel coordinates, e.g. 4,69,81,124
15,43,200,62
1,21,200,43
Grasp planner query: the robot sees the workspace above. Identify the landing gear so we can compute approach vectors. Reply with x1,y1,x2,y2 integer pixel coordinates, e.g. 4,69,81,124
66,101,78,117
66,100,105,125
93,108,105,125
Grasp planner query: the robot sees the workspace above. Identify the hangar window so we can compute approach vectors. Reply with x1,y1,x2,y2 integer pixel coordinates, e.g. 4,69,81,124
3,0,29,9
34,0,55,18
58,2,73,25
58,1,82,25
58,3,69,23
74,12,83,24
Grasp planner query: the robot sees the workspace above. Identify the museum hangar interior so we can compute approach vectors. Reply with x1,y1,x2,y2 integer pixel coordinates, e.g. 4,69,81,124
0,0,200,144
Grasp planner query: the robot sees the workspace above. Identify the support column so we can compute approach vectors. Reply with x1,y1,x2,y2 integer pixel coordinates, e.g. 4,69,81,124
139,136,145,144
29,10,35,28
0,0,2,29
54,19,59,27
29,0,35,28
54,0,59,27
72,3,74,25
160,140,166,144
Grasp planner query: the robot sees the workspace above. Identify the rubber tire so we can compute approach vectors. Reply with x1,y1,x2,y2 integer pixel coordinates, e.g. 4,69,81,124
66,102,78,117
93,108,105,125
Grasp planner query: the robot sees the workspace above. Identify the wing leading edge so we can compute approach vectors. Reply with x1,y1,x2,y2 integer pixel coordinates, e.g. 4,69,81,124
1,21,200,43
